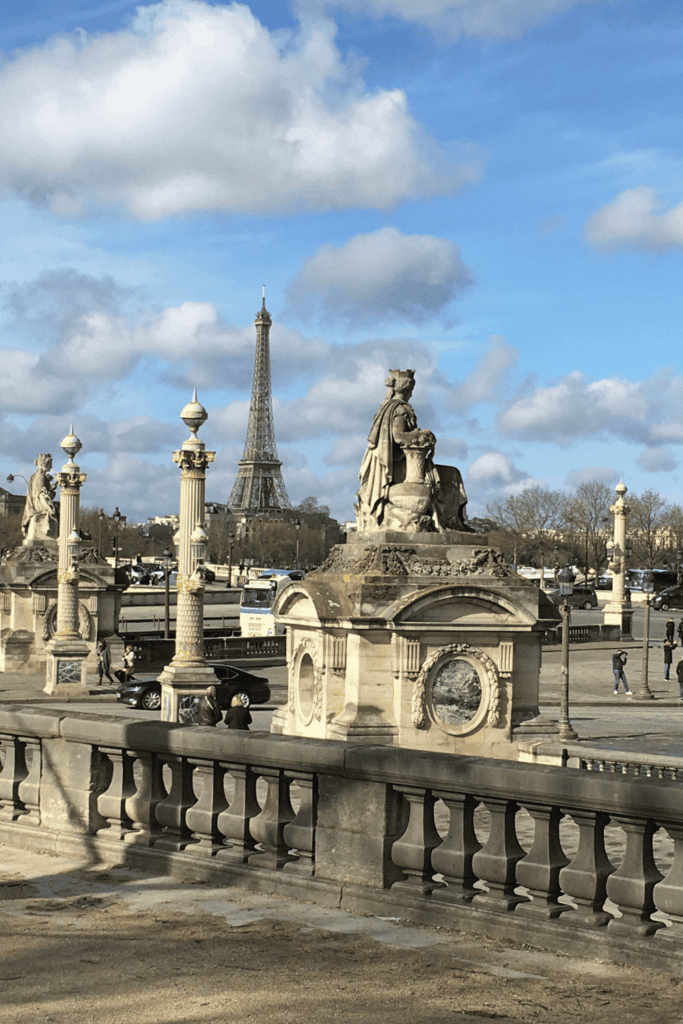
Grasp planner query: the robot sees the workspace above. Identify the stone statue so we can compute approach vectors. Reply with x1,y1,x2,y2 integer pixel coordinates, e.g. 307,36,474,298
21,454,58,545
355,370,470,533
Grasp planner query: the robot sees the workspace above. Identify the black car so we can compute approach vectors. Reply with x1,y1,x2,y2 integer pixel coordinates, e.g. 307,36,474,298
116,662,271,713
546,586,599,609
652,586,683,611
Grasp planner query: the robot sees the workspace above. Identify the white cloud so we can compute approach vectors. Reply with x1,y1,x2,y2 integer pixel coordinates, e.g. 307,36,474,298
449,335,517,411
636,447,678,474
0,2,481,220
306,0,586,39
467,452,536,492
286,227,474,324
564,466,621,490
584,187,683,251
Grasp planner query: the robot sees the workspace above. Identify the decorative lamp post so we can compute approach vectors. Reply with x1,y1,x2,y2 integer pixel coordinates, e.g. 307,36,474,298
112,507,126,570
158,391,217,721
603,481,633,637
162,546,174,640
98,509,105,552
635,569,656,702
6,473,28,488
45,429,89,694
295,517,301,570
227,530,234,588
677,548,683,587
557,566,578,741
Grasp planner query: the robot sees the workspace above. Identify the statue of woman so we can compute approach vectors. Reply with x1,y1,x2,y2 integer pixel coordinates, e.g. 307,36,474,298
356,371,470,533
21,454,58,544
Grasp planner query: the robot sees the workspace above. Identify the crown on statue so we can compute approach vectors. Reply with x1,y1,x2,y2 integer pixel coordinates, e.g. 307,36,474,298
385,368,415,388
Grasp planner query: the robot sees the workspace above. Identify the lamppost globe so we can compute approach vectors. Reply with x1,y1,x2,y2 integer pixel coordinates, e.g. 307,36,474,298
558,566,575,597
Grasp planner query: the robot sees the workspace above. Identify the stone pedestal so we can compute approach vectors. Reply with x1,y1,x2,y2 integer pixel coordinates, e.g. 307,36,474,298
44,636,90,694
271,533,561,760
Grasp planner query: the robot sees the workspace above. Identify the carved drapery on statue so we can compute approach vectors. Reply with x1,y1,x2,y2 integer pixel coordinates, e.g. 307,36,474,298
21,454,58,545
356,370,470,533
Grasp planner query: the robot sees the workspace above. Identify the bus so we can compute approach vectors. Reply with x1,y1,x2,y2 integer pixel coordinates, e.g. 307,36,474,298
239,569,306,637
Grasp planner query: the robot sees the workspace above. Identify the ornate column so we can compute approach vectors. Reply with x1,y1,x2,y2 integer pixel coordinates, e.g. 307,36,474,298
44,430,90,694
159,392,217,720
603,481,633,636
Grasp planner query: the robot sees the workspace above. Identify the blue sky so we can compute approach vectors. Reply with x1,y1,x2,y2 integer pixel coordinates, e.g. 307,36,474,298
0,0,682,524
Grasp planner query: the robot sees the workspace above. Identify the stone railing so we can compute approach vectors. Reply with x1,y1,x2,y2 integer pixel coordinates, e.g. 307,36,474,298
0,706,682,972
568,744,683,781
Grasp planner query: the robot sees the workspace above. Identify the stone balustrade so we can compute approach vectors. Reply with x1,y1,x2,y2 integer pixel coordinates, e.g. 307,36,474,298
1,705,683,970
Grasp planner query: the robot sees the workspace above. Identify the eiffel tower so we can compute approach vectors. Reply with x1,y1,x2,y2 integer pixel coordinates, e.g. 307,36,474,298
227,292,292,515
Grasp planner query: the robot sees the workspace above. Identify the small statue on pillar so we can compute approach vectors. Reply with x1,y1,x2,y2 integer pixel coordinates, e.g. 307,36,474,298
21,454,58,545
356,370,470,533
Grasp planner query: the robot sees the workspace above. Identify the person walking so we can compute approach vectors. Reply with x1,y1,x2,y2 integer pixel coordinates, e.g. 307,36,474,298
196,685,222,726
95,640,114,685
666,617,676,643
612,650,631,695
676,658,683,701
664,640,677,680
224,694,252,731
122,645,136,681
677,618,683,646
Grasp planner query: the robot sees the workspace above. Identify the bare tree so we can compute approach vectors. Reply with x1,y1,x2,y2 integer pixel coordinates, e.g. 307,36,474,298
629,489,670,568
565,482,613,581
486,488,567,567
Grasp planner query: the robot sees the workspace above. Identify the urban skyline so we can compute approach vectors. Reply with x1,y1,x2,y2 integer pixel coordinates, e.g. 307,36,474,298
0,1,681,523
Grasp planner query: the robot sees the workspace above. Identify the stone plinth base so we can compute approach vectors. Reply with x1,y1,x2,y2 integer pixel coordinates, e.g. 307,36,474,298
158,662,219,722
44,637,90,694
603,603,634,638
271,536,561,761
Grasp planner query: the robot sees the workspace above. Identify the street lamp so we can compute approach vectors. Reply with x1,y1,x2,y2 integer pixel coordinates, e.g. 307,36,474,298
557,566,578,741
227,531,234,589
97,509,105,552
162,546,174,639
635,569,656,701
295,517,301,570
6,473,29,488
112,506,126,570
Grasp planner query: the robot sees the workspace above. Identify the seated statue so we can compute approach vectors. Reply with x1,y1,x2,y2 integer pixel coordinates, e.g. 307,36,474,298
355,370,470,533
21,454,58,545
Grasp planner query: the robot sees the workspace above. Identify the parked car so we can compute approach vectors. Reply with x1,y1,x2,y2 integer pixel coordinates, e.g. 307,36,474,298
116,663,271,713
546,586,598,609
652,587,683,611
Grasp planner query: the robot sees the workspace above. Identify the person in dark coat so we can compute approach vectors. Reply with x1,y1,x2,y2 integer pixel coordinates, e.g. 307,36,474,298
96,640,114,685
224,694,252,730
677,618,683,645
676,658,683,700
611,650,631,695
666,617,676,643
196,686,222,727
664,640,677,680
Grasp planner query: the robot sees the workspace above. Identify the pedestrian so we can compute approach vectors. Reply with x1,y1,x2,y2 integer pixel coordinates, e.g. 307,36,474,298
676,658,683,701
666,617,676,643
664,640,677,680
196,685,222,726
224,693,252,731
611,650,631,695
96,639,114,685
677,618,683,645
122,644,136,681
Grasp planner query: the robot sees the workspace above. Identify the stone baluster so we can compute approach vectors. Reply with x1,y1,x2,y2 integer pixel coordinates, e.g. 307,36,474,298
653,823,683,942
154,755,196,851
471,798,528,912
558,810,614,928
216,762,260,863
185,759,229,856
606,816,664,937
124,751,166,845
0,734,28,820
431,792,481,904
283,771,317,876
248,767,295,870
391,785,441,895
17,736,42,825
515,803,570,919
96,748,136,839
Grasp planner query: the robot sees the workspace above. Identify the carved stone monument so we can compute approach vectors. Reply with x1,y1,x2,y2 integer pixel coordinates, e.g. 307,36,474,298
272,370,560,760
0,445,124,676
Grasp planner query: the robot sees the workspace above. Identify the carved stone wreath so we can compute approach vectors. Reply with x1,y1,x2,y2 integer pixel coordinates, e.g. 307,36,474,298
42,601,93,642
290,637,324,724
412,642,502,732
